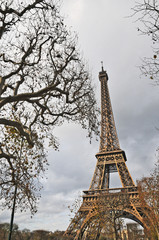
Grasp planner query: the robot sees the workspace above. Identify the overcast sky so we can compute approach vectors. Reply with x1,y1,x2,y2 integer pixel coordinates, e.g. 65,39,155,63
1,0,159,232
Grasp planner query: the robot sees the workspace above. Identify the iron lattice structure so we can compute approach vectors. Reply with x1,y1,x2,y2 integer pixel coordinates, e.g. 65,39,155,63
64,68,146,239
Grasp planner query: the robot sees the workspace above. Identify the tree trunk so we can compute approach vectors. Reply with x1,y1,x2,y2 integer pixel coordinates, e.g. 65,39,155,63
8,184,17,240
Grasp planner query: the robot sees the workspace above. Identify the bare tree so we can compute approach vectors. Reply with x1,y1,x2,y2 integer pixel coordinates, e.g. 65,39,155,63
0,124,47,240
68,193,127,240
0,0,99,237
137,158,159,239
0,125,46,212
132,0,159,83
0,0,99,156
0,0,99,207
89,193,127,240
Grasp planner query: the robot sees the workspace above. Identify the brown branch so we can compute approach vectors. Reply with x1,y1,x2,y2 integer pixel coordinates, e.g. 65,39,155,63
0,0,43,17
2,38,37,81
0,81,60,108
0,151,15,161
0,1,45,39
0,119,33,147
0,76,5,96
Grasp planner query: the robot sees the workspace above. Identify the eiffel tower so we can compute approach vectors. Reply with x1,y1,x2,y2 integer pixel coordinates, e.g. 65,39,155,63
65,66,146,239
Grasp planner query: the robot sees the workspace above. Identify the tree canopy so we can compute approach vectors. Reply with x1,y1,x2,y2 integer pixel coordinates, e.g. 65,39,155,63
0,0,99,215
132,0,159,83
0,0,99,151
137,159,159,239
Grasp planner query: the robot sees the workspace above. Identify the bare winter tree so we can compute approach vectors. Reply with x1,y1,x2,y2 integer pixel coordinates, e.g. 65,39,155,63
68,193,127,240
0,124,46,213
132,2,159,238
137,158,159,239
0,124,47,240
0,0,99,150
132,0,159,83
87,193,127,240
0,0,100,227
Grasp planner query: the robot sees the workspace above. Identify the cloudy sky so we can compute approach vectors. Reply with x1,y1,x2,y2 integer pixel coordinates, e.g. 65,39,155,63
1,0,159,232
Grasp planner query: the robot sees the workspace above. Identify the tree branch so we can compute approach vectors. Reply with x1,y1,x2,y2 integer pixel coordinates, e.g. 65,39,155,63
0,81,60,108
0,119,33,147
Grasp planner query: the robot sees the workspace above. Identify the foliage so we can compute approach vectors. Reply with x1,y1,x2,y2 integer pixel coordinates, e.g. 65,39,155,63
0,223,19,240
0,0,99,214
0,224,73,240
132,2,159,238
88,193,127,240
132,0,159,83
68,192,129,239
137,159,159,239
0,0,99,151
0,222,147,240
0,123,47,215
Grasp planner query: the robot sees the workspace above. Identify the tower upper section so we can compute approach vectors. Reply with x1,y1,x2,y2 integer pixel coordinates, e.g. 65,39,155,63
99,68,120,152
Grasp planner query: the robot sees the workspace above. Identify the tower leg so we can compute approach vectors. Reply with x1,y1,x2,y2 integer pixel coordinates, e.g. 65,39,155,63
106,165,110,189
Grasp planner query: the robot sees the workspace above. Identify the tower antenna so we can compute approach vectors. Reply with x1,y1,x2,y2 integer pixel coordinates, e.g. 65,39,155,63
101,61,104,71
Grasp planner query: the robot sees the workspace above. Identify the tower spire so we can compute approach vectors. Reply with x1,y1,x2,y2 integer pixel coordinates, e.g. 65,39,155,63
99,66,120,152
101,61,104,72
